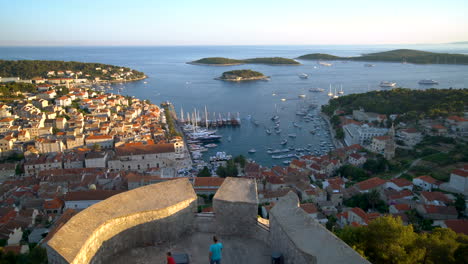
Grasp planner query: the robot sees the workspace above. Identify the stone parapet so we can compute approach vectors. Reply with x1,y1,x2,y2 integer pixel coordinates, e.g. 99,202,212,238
46,178,197,264
269,192,370,264
213,177,258,236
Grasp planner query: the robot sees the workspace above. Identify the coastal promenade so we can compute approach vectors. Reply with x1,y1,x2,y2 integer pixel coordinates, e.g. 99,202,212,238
320,113,343,149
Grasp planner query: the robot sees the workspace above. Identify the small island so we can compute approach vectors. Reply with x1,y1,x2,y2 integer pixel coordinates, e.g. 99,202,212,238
189,57,300,65
297,49,468,64
216,69,269,82
0,60,146,83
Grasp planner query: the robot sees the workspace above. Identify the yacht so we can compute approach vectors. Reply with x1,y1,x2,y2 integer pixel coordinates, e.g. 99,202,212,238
379,81,397,88
299,73,309,79
280,139,288,145
271,115,280,121
298,94,306,99
327,85,333,97
364,64,375,67
333,87,339,99
418,79,439,85
318,61,332,67
205,143,218,148
288,133,297,138
265,128,272,135
309,88,325,92
338,85,344,95
248,149,256,154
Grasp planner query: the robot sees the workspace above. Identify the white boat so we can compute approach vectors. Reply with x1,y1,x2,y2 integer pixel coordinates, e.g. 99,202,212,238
299,73,309,79
275,128,282,134
205,143,218,148
338,85,344,95
364,64,375,67
298,94,306,98
248,149,256,154
318,61,332,67
288,133,297,138
418,79,439,85
333,87,339,99
327,85,333,97
265,128,272,135
280,139,288,145
379,81,397,87
309,88,324,92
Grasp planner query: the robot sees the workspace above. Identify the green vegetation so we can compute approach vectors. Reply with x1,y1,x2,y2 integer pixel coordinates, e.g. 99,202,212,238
220,69,266,80
0,82,37,99
0,60,145,80
190,57,299,65
197,166,211,177
161,104,181,138
0,245,48,264
322,88,467,121
297,49,468,64
216,160,238,177
343,190,388,213
296,53,343,60
337,165,370,182
337,216,468,264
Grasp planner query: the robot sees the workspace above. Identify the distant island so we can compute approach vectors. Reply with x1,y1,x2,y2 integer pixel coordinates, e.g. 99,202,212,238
297,49,468,64
0,60,146,82
216,69,269,81
189,57,300,65
450,41,468,44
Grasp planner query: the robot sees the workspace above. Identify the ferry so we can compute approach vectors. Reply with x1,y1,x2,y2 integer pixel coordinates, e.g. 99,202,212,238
379,81,397,88
299,73,309,79
418,79,439,85
267,148,290,154
309,88,325,92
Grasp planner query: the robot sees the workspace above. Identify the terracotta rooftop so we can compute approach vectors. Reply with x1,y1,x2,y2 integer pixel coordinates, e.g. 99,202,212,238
357,177,386,191
389,178,412,187
415,175,439,185
115,143,175,156
193,177,225,187
300,203,318,214
422,205,457,215
444,219,468,235
420,191,452,203
452,169,468,178
393,204,411,211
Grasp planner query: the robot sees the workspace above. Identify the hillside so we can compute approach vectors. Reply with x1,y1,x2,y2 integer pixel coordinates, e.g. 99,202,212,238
297,49,468,64
0,60,146,80
322,88,468,121
217,69,268,81
189,57,299,65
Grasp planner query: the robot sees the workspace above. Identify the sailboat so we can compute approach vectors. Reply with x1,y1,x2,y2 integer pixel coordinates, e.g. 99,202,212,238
327,85,333,97
333,87,339,99
338,85,344,95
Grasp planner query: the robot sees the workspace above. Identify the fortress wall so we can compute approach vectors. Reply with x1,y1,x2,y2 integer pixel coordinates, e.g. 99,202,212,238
46,179,197,264
213,177,259,236
269,192,370,264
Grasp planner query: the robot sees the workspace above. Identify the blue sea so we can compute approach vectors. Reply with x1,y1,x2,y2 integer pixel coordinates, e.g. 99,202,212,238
1,45,468,166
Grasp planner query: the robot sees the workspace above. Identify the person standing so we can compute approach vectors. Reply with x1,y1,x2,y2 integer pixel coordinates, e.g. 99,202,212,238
209,236,223,264
167,252,176,264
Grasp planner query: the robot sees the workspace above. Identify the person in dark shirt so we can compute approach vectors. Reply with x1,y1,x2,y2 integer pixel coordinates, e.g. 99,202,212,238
167,252,176,264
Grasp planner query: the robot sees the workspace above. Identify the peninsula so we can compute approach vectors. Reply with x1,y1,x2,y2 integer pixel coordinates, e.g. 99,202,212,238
0,60,146,82
297,49,468,64
216,69,269,81
189,57,300,65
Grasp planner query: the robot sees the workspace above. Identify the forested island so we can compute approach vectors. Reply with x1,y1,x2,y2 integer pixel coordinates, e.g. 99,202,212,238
189,57,300,65
322,88,468,122
216,69,269,81
297,49,468,64
0,60,146,81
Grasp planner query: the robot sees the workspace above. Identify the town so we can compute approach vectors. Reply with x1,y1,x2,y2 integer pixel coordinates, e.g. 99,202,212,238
0,67,467,263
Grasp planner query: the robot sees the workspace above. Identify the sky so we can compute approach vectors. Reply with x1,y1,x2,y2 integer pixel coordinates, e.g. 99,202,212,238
1,0,467,46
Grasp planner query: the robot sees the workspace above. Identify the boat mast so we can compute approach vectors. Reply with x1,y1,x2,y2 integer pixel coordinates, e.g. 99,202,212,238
180,107,184,123
205,105,208,128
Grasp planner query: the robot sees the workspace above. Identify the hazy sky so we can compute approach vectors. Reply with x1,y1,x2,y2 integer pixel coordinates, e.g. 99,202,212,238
1,0,467,46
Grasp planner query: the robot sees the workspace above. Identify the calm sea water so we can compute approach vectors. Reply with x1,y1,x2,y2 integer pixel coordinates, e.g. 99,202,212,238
1,45,468,166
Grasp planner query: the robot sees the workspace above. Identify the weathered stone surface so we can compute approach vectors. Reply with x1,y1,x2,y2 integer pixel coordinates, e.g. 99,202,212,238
213,177,258,236
213,177,257,204
47,179,197,264
269,192,370,264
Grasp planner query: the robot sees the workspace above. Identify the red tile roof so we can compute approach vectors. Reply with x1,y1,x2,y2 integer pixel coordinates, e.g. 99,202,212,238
390,178,412,187
115,143,175,156
420,191,452,203
300,203,318,214
193,177,225,187
452,169,468,178
444,219,468,235
64,190,123,201
357,177,387,191
415,175,439,185
422,205,457,215
393,204,411,211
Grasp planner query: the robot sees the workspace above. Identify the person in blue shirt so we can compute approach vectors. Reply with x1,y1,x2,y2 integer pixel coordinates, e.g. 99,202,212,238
209,236,223,264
